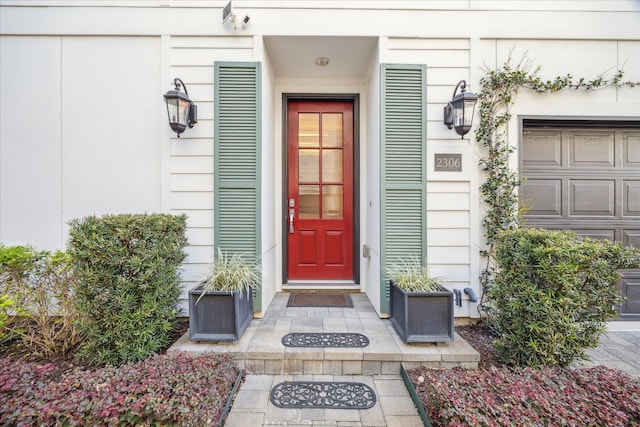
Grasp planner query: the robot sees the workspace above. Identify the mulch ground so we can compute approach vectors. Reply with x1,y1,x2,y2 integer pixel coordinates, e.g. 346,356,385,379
454,322,503,369
0,319,190,375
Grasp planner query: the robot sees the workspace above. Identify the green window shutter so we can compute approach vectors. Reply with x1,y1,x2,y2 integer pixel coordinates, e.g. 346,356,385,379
214,62,262,310
380,64,427,314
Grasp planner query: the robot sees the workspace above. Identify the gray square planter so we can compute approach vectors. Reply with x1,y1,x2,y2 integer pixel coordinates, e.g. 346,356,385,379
188,285,253,341
389,282,454,343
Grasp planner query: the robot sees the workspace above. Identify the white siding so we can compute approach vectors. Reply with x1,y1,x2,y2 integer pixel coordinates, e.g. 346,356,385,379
168,35,255,308
385,37,479,316
427,182,473,308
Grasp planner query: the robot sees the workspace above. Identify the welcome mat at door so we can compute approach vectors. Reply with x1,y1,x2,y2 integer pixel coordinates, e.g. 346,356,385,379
287,292,353,308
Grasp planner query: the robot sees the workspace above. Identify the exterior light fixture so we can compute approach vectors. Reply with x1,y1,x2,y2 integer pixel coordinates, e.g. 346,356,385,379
443,80,477,138
164,78,197,137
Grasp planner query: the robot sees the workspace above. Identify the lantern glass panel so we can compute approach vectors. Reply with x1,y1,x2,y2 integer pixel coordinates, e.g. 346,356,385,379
453,102,465,128
177,99,190,126
166,97,190,126
463,98,475,126
166,98,178,123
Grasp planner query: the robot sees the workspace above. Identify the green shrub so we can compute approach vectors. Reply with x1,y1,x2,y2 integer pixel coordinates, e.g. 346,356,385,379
486,228,640,368
68,214,188,366
0,295,12,343
0,245,83,356
0,352,240,426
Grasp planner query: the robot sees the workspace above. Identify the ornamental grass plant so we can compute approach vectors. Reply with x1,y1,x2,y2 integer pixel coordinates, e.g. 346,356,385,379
198,247,261,298
386,256,442,292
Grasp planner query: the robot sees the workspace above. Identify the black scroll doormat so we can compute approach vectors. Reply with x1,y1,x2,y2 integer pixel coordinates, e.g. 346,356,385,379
270,381,376,409
282,332,369,348
286,292,353,308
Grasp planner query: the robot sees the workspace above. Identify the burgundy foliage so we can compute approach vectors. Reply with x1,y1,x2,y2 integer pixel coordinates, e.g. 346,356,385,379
409,365,640,426
0,352,240,426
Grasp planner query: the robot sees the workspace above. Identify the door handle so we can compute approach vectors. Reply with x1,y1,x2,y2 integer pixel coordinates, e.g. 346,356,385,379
289,209,295,233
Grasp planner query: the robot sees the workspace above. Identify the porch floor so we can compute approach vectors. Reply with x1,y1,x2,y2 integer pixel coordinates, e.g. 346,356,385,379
168,292,480,375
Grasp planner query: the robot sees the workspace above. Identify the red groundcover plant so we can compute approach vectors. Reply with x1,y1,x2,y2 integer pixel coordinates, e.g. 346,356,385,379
0,352,240,426
410,366,640,426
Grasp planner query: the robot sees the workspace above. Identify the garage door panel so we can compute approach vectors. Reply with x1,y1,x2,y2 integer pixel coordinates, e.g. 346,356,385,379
622,133,640,167
623,230,640,248
623,180,640,216
570,179,615,216
523,125,640,320
569,131,615,168
619,273,640,317
571,229,616,242
522,130,562,167
521,179,562,216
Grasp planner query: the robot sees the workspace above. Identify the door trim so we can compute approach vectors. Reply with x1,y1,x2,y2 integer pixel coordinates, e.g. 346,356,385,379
282,93,360,285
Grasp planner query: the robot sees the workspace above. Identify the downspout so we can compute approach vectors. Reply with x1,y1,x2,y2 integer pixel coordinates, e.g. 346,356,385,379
464,287,478,303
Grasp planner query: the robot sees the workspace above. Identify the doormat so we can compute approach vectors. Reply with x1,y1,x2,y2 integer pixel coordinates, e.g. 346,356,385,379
282,332,369,347
287,292,353,308
270,381,376,409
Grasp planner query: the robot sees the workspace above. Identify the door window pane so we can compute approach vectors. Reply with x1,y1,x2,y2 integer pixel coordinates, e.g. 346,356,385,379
322,185,343,219
322,149,343,183
299,113,320,147
299,185,320,219
299,149,319,182
322,113,343,147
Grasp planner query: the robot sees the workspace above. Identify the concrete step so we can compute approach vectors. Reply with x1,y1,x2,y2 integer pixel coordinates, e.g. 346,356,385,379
168,293,479,375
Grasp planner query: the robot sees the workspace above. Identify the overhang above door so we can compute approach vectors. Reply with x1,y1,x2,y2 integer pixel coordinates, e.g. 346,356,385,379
264,36,377,79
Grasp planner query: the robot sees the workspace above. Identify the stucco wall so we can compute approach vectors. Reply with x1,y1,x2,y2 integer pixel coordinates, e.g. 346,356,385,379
0,36,162,251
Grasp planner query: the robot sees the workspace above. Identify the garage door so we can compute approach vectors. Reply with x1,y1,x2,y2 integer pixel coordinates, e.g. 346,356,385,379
521,121,640,320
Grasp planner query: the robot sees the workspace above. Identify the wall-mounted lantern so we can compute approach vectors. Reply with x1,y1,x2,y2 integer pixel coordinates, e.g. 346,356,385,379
164,78,197,137
443,80,477,138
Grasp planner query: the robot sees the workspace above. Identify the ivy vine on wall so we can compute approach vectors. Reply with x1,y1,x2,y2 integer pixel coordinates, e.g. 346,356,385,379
476,55,638,307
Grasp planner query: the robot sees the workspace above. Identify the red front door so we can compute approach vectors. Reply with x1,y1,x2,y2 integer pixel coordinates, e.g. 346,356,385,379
287,101,354,280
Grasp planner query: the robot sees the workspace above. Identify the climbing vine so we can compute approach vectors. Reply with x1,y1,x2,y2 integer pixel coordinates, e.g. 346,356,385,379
476,55,638,309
